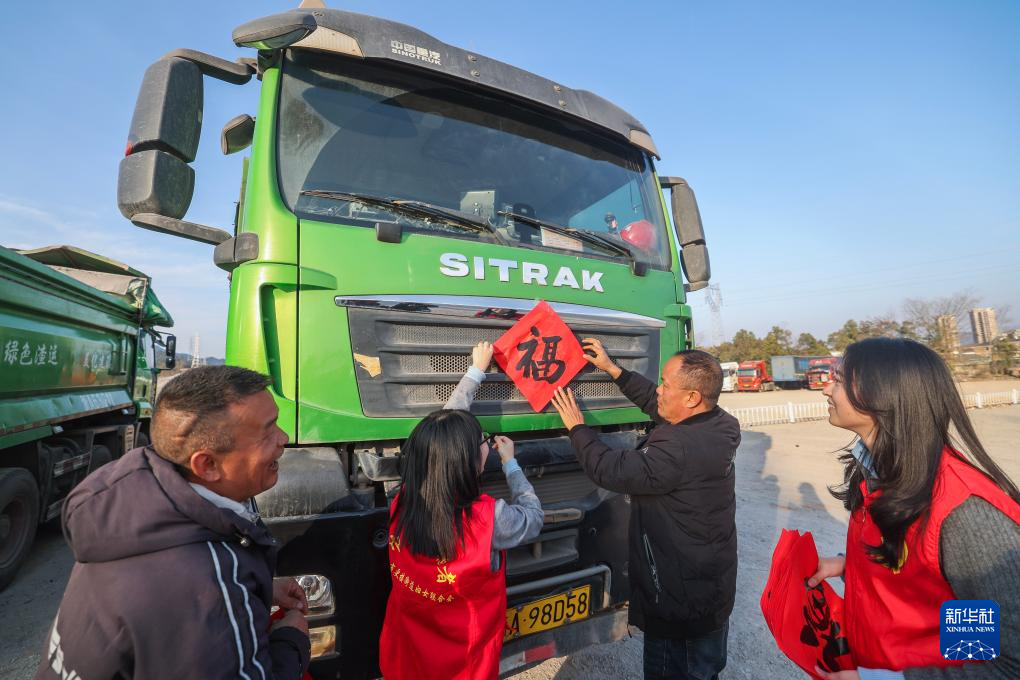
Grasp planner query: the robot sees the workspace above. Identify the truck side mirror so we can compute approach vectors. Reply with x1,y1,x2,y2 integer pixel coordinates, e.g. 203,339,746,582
164,335,177,369
221,114,255,155
119,50,253,246
118,57,203,221
659,176,711,292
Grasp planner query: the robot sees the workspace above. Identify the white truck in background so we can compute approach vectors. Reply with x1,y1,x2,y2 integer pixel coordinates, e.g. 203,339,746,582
720,361,739,392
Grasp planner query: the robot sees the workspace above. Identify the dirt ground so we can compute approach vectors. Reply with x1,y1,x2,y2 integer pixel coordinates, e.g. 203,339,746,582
3,404,1018,680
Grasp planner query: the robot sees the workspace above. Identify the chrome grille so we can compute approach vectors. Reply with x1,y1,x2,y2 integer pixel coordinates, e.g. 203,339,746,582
349,306,660,417
484,472,598,505
387,324,641,352
403,380,624,405
398,353,639,378
400,353,474,375
389,325,502,346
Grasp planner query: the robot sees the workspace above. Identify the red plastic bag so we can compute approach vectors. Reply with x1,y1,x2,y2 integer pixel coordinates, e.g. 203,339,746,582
493,300,588,411
760,530,855,678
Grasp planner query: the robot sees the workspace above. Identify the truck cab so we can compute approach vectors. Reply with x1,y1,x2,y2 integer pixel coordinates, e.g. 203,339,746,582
736,359,773,392
805,357,838,390
117,6,712,677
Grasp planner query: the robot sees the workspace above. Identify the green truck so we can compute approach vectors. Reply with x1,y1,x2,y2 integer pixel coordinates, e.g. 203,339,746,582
0,245,175,589
117,5,712,676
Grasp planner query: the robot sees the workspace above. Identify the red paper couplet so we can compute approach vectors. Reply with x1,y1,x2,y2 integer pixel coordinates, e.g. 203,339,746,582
760,529,855,678
493,301,588,412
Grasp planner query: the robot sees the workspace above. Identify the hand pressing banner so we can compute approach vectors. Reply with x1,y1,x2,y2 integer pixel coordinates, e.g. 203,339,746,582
493,301,587,412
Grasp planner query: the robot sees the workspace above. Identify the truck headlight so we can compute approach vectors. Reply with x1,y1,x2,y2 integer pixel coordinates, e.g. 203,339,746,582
297,574,334,616
309,625,337,658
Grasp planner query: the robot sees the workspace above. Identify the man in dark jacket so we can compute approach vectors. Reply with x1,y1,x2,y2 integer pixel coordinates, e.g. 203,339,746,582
36,366,311,680
550,341,740,680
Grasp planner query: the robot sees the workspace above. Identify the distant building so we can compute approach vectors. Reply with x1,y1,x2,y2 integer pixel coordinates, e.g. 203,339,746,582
969,308,999,345
190,333,206,368
953,343,993,379
937,315,959,350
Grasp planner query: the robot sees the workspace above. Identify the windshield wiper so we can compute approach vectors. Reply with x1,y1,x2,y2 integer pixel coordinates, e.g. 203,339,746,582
301,190,508,245
498,210,646,275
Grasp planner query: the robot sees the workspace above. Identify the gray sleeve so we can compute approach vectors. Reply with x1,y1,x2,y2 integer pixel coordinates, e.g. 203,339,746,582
443,366,486,411
491,467,544,551
903,497,1020,680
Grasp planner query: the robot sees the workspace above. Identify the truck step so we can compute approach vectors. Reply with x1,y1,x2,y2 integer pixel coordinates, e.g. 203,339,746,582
44,498,65,522
52,451,91,477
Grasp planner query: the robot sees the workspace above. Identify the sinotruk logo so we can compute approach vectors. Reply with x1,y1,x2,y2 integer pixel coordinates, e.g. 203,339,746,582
941,600,1000,661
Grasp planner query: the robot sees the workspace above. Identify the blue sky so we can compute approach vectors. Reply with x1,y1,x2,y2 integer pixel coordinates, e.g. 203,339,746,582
2,1,1017,355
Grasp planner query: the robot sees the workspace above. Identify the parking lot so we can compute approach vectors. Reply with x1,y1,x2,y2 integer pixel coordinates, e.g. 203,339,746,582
2,391,1018,679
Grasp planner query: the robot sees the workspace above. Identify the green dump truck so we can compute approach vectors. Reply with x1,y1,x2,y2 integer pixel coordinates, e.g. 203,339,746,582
117,5,712,676
0,245,175,589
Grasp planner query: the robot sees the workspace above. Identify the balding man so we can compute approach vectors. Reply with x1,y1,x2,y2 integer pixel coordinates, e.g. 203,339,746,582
551,342,740,680
37,366,311,680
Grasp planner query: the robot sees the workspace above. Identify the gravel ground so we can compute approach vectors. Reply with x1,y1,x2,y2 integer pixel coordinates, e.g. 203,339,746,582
0,524,73,679
3,405,1018,680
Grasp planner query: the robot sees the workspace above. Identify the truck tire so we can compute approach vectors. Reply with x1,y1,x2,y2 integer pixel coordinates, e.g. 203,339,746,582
88,445,113,474
0,468,40,591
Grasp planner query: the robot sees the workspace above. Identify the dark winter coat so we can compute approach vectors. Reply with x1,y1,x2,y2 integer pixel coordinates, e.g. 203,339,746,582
568,369,740,639
35,446,310,680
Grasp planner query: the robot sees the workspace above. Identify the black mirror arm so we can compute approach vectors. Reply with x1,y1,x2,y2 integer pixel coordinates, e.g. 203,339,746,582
162,49,254,85
131,213,231,245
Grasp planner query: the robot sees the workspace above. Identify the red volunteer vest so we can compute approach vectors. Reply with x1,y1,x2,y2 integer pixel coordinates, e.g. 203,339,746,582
845,448,1020,670
380,494,507,680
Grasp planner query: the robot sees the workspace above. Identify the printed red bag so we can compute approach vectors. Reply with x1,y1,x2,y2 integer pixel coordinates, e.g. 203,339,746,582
493,300,587,411
760,529,855,678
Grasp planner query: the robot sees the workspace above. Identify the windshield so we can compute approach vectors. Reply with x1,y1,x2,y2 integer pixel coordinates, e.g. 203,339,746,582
277,51,670,269
737,369,758,377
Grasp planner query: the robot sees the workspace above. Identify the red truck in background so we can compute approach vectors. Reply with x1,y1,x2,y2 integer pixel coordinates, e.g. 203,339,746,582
736,360,774,392
805,357,839,390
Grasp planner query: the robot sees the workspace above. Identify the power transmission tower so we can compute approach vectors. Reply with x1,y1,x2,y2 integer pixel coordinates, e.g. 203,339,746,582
190,334,205,368
705,284,725,347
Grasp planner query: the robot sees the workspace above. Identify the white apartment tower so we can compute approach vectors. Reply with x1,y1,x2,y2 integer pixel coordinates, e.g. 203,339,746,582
969,308,999,345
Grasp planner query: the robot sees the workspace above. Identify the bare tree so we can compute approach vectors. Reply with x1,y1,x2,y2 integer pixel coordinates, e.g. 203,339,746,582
996,304,1014,330
903,290,981,346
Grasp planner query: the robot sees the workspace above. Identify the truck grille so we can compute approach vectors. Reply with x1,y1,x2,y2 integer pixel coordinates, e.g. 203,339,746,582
484,472,598,505
347,307,660,417
403,380,623,405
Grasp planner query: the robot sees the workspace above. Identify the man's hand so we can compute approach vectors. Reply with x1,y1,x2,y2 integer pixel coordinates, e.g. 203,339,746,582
271,608,309,636
492,435,515,465
581,338,622,380
807,556,846,588
550,387,585,430
273,577,309,614
472,341,494,372
813,666,858,680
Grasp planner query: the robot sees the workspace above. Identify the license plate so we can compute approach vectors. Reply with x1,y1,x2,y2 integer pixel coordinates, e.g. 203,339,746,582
504,585,591,641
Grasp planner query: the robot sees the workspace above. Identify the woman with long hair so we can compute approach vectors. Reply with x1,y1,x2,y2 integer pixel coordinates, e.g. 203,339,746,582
810,338,1020,680
380,342,543,680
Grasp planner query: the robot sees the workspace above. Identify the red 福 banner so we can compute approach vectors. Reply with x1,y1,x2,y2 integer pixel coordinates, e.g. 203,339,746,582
493,301,587,412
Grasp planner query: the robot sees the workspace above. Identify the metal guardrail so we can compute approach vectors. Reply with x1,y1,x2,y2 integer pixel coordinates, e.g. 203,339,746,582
724,389,1020,428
